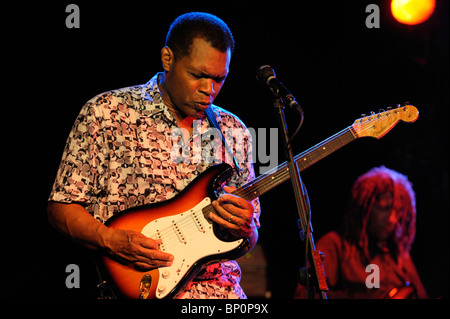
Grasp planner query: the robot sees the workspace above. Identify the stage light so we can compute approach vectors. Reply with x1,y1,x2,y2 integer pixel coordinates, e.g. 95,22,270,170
391,0,436,25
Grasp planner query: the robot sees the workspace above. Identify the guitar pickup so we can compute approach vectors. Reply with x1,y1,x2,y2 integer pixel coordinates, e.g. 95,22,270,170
154,230,167,252
171,221,187,244
191,210,206,233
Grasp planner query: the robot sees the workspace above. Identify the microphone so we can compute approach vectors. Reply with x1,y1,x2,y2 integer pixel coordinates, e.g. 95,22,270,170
256,65,301,111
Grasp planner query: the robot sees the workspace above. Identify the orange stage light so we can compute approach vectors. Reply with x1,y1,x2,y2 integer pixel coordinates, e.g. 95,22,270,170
391,0,436,25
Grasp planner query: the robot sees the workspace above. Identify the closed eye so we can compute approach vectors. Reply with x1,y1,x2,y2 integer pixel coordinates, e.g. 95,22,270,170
191,72,226,83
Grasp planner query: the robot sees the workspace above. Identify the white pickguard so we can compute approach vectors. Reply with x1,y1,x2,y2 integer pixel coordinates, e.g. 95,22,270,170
141,197,243,299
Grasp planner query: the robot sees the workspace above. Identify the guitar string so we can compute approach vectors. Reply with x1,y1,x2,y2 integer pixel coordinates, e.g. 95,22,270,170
143,205,214,248
163,210,211,245
235,110,404,201
143,196,222,247
160,201,244,250
235,127,352,201
146,212,204,242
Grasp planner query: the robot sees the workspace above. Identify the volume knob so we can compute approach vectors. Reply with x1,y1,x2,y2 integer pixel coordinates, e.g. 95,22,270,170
158,285,166,294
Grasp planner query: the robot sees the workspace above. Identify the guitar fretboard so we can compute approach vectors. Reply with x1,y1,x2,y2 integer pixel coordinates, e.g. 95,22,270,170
233,126,357,201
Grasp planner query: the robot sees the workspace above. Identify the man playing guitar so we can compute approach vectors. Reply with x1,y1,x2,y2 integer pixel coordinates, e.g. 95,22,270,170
48,12,260,299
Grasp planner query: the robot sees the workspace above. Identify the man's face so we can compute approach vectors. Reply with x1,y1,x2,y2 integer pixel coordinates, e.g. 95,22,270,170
162,37,231,118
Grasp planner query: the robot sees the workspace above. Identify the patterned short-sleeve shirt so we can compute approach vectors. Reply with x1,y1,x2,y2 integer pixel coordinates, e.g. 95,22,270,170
49,73,261,299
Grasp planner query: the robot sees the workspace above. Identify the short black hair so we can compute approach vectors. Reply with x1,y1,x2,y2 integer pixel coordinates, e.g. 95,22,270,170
165,12,234,59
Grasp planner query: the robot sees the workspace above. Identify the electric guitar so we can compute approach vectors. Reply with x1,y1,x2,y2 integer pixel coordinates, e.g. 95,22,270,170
101,104,419,299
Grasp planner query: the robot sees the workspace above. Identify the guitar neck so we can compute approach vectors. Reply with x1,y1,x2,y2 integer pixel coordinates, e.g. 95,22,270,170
233,126,357,201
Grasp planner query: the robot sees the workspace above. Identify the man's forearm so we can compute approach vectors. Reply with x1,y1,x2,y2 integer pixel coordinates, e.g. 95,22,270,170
47,202,174,270
47,202,111,251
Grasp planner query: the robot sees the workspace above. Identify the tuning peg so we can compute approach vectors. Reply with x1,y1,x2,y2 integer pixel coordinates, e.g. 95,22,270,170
396,104,401,108
379,108,385,113
370,111,375,115
387,106,392,110
404,101,410,105
361,113,367,117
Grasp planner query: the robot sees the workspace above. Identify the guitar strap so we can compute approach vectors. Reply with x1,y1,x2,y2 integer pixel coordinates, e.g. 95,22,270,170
204,107,242,176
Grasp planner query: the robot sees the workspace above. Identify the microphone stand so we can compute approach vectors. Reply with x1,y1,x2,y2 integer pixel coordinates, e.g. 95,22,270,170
271,97,328,299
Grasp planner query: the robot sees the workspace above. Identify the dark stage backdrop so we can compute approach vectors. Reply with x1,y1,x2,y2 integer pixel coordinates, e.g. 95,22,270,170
3,1,448,299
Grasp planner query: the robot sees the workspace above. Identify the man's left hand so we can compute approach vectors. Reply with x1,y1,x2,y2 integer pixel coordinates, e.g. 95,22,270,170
209,186,257,241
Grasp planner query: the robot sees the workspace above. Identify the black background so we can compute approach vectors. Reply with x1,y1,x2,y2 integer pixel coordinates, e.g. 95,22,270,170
2,1,448,300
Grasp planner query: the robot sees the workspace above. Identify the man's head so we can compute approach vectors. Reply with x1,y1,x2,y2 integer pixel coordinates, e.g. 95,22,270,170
165,12,235,60
159,12,234,118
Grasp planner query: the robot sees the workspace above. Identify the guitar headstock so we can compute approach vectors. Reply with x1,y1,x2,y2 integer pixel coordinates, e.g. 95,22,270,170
351,104,419,139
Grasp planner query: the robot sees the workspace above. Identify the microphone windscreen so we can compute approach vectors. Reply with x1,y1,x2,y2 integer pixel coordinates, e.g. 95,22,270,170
256,65,276,84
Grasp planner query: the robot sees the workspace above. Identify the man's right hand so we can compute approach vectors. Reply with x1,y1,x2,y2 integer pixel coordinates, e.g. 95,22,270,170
104,228,174,271
47,202,174,271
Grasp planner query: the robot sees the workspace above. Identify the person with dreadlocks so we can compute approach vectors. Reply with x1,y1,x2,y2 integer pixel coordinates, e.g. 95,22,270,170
296,166,427,298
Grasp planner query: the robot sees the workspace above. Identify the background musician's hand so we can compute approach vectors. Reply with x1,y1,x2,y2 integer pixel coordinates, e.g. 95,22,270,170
209,186,257,242
104,229,174,271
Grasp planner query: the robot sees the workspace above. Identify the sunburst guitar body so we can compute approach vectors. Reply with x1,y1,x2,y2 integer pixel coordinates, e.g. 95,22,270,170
102,163,249,299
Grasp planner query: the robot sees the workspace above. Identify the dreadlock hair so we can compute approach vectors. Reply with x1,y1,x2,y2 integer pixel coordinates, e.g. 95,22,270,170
165,12,235,60
341,166,416,263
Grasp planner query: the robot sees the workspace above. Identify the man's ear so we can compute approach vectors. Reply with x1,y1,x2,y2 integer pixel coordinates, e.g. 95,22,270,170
161,46,174,72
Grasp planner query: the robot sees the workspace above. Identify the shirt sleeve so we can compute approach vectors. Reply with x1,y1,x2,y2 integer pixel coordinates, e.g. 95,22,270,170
48,97,107,208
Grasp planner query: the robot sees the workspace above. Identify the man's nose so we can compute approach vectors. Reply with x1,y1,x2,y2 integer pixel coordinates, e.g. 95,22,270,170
199,79,215,96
